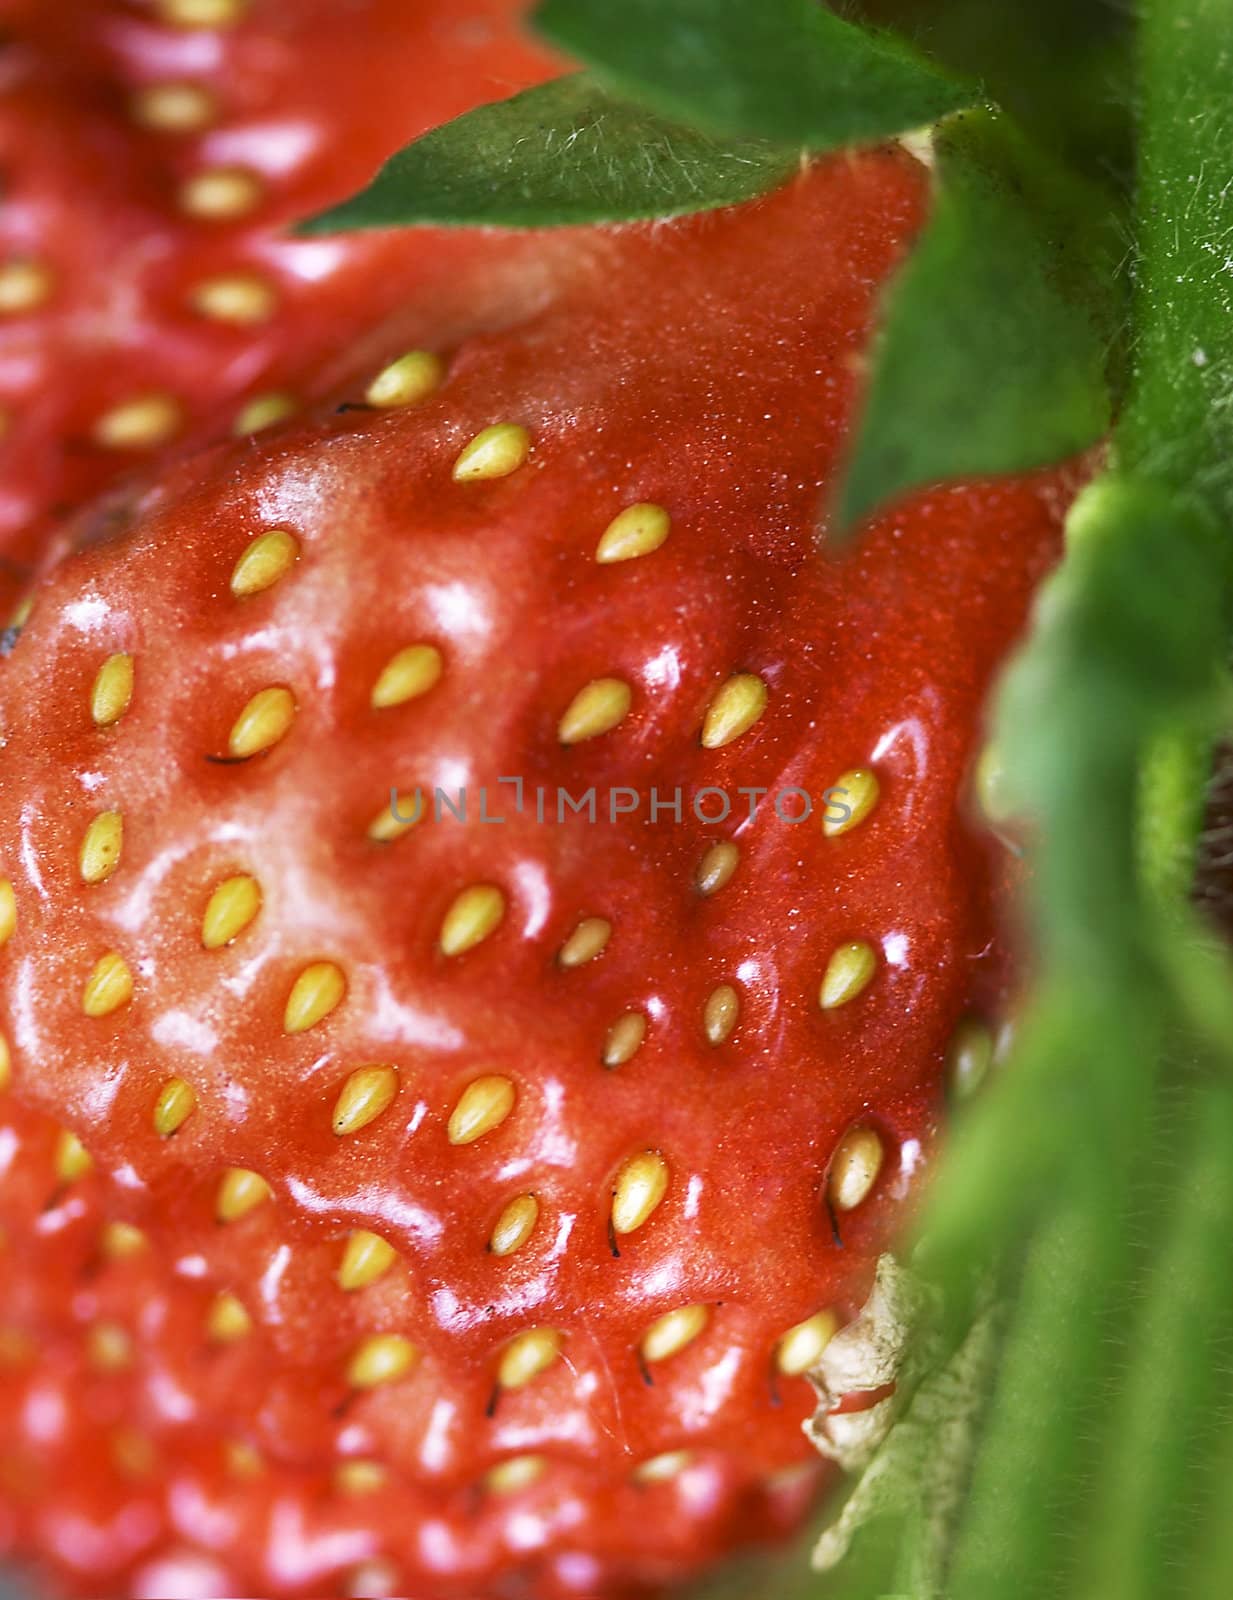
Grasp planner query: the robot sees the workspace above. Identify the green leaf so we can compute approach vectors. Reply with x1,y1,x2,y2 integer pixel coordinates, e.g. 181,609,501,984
855,0,1134,185
835,107,1117,533
1118,0,1233,516
533,0,975,149
915,974,1156,1305
299,74,797,232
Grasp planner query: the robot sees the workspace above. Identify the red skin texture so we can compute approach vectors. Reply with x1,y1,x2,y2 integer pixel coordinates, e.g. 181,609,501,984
0,0,561,592
0,152,1071,1596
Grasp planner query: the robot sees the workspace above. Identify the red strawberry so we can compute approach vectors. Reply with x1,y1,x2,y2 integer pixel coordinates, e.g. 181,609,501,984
0,148,1072,1597
0,0,560,596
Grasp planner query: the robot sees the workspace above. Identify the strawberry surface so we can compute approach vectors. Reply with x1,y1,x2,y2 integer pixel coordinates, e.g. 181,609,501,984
0,0,560,599
0,148,1072,1597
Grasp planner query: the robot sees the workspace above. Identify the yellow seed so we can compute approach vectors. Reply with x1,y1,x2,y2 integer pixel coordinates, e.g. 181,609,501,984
695,840,739,896
703,983,739,1045
233,391,298,435
157,0,249,24
230,529,300,597
700,672,768,749
100,1221,147,1259
451,423,531,482
367,791,425,843
823,768,881,838
439,884,505,956
0,1031,9,1092
333,1066,399,1136
634,1450,692,1484
131,81,218,133
153,1076,196,1137
897,126,937,169
0,877,14,945
947,1015,995,1101
557,916,612,968
975,741,1012,825
370,643,443,709
228,685,296,758
90,653,135,727
112,1427,157,1478
0,259,53,315
201,874,262,948
765,1468,823,1508
55,1129,93,1184
337,1230,398,1292
216,1166,271,1223
93,393,183,450
224,1440,264,1478
283,961,346,1033
828,1125,885,1212
448,1074,516,1146
595,502,671,564
8,595,33,633
640,1304,709,1364
602,1011,646,1068
206,1292,252,1343
485,1455,547,1495
557,678,632,745
82,951,134,1017
179,166,264,220
191,272,278,325
87,1322,133,1371
365,350,445,409
346,1334,419,1390
497,1328,561,1390
489,1193,539,1258
335,1459,388,1495
79,810,123,885
0,1328,35,1367
611,1151,669,1236
819,941,878,1010
776,1309,840,1377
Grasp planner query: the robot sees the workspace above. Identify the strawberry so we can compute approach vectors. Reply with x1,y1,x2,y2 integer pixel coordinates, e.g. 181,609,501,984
0,0,560,600
0,146,1073,1598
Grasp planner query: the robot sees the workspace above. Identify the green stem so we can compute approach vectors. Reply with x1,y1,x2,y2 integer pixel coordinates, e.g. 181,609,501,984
945,1174,1134,1598
1137,728,1215,909
1069,1083,1233,1600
